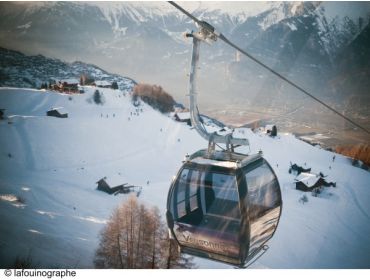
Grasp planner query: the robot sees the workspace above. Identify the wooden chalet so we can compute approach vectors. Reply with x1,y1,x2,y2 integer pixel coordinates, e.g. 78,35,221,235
93,80,112,88
51,78,79,93
46,107,68,118
0,109,5,120
174,112,191,126
289,163,311,175
96,175,138,195
265,124,277,137
295,172,336,192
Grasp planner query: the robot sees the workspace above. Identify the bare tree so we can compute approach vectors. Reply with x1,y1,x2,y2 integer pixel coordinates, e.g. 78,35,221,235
95,196,194,269
132,83,175,113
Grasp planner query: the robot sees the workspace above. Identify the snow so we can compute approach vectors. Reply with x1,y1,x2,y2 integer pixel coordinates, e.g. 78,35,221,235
17,21,32,29
300,134,330,141
60,78,79,85
92,1,275,25
295,172,320,187
190,157,237,169
257,2,295,31
94,80,111,87
0,87,370,268
285,22,298,31
175,111,190,121
0,194,19,203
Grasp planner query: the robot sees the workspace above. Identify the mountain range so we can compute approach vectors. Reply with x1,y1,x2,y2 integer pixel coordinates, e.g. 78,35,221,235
0,1,369,130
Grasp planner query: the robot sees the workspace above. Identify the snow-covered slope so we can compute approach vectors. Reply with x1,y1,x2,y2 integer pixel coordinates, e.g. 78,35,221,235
0,47,136,90
0,87,369,268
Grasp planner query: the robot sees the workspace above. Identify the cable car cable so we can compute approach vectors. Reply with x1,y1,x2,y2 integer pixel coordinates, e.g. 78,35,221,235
168,1,370,135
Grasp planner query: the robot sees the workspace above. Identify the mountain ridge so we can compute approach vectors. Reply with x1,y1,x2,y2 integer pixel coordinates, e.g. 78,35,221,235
0,46,136,90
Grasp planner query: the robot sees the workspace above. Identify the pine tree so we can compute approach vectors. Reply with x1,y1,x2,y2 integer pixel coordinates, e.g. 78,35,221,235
94,90,103,105
111,81,118,90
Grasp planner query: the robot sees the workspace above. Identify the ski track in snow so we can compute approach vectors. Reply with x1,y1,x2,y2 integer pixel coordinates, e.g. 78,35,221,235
344,184,370,221
0,87,369,269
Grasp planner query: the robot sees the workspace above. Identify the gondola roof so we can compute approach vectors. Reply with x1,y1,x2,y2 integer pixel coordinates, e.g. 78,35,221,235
187,149,263,169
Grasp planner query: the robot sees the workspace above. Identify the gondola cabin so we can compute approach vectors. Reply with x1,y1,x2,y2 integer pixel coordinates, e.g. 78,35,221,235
166,149,282,267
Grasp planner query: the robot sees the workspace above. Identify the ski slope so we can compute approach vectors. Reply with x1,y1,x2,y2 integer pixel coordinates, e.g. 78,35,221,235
0,87,369,268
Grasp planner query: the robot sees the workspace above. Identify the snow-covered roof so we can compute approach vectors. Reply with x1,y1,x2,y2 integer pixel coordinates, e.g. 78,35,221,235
265,124,276,130
99,174,126,188
95,80,111,87
175,112,190,120
295,172,320,187
60,78,79,85
49,107,68,115
216,127,233,136
191,157,238,169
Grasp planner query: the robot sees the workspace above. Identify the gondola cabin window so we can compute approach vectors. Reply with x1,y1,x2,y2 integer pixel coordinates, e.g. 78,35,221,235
172,167,241,234
203,172,240,220
244,161,281,254
245,162,279,218
175,168,189,219
174,168,202,221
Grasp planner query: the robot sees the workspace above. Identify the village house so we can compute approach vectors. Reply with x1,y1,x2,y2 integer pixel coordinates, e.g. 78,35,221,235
46,107,68,118
93,80,112,88
96,175,138,195
265,124,277,137
174,112,192,126
0,109,5,120
59,78,79,93
295,172,336,192
50,78,79,93
289,163,311,175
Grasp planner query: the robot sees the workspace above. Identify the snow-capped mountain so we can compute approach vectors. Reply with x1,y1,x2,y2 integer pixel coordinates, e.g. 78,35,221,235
2,1,367,55
0,1,369,134
1,1,369,106
1,1,368,66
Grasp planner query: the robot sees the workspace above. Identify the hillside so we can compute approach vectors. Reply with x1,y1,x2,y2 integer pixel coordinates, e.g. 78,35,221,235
0,87,369,268
0,47,136,90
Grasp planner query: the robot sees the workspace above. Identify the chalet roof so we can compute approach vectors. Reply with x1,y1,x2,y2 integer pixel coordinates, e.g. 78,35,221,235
98,174,126,188
95,80,112,87
295,172,320,187
48,107,68,115
175,112,190,120
265,124,276,131
60,78,79,85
